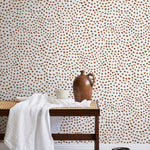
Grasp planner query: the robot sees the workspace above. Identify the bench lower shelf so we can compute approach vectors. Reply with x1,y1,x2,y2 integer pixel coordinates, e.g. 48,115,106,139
0,133,95,141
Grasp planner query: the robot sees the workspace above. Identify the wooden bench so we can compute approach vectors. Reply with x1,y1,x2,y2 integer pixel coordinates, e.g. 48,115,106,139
0,101,100,150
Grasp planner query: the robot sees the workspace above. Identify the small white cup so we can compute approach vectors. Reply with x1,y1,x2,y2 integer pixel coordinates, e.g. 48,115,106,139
55,89,69,99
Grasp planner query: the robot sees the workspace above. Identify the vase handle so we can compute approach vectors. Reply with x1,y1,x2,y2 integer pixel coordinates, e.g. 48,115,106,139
87,73,95,87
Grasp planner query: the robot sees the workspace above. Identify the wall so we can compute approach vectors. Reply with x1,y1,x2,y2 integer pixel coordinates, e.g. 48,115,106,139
0,0,149,144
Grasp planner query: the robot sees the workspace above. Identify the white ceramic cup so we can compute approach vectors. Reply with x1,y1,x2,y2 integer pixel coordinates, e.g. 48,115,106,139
55,89,69,99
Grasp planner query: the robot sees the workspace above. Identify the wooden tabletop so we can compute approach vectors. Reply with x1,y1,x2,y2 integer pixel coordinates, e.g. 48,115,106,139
0,101,18,110
0,100,100,116
0,100,98,109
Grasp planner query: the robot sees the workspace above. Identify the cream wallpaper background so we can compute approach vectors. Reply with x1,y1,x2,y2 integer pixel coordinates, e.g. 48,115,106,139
0,0,149,144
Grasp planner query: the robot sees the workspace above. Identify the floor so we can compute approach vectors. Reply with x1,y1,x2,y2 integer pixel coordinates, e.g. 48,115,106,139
1,142,150,150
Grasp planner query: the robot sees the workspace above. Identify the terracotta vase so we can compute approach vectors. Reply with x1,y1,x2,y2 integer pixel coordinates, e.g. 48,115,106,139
73,70,95,102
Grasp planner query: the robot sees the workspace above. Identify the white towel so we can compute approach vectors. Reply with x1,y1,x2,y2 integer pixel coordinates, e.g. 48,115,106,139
4,93,91,150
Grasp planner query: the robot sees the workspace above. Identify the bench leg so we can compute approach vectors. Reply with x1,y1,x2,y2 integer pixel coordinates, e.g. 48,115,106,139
95,116,99,150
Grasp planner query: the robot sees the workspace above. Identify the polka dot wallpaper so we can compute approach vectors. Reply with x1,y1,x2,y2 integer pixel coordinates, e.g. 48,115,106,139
0,0,149,144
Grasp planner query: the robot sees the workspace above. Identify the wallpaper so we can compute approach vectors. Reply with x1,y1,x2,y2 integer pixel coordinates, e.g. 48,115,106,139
0,0,149,144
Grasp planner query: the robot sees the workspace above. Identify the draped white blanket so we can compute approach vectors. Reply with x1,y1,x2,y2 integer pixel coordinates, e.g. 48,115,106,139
4,93,91,150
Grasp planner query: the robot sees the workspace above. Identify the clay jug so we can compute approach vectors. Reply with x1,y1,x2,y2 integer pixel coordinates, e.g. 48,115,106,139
73,70,95,102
